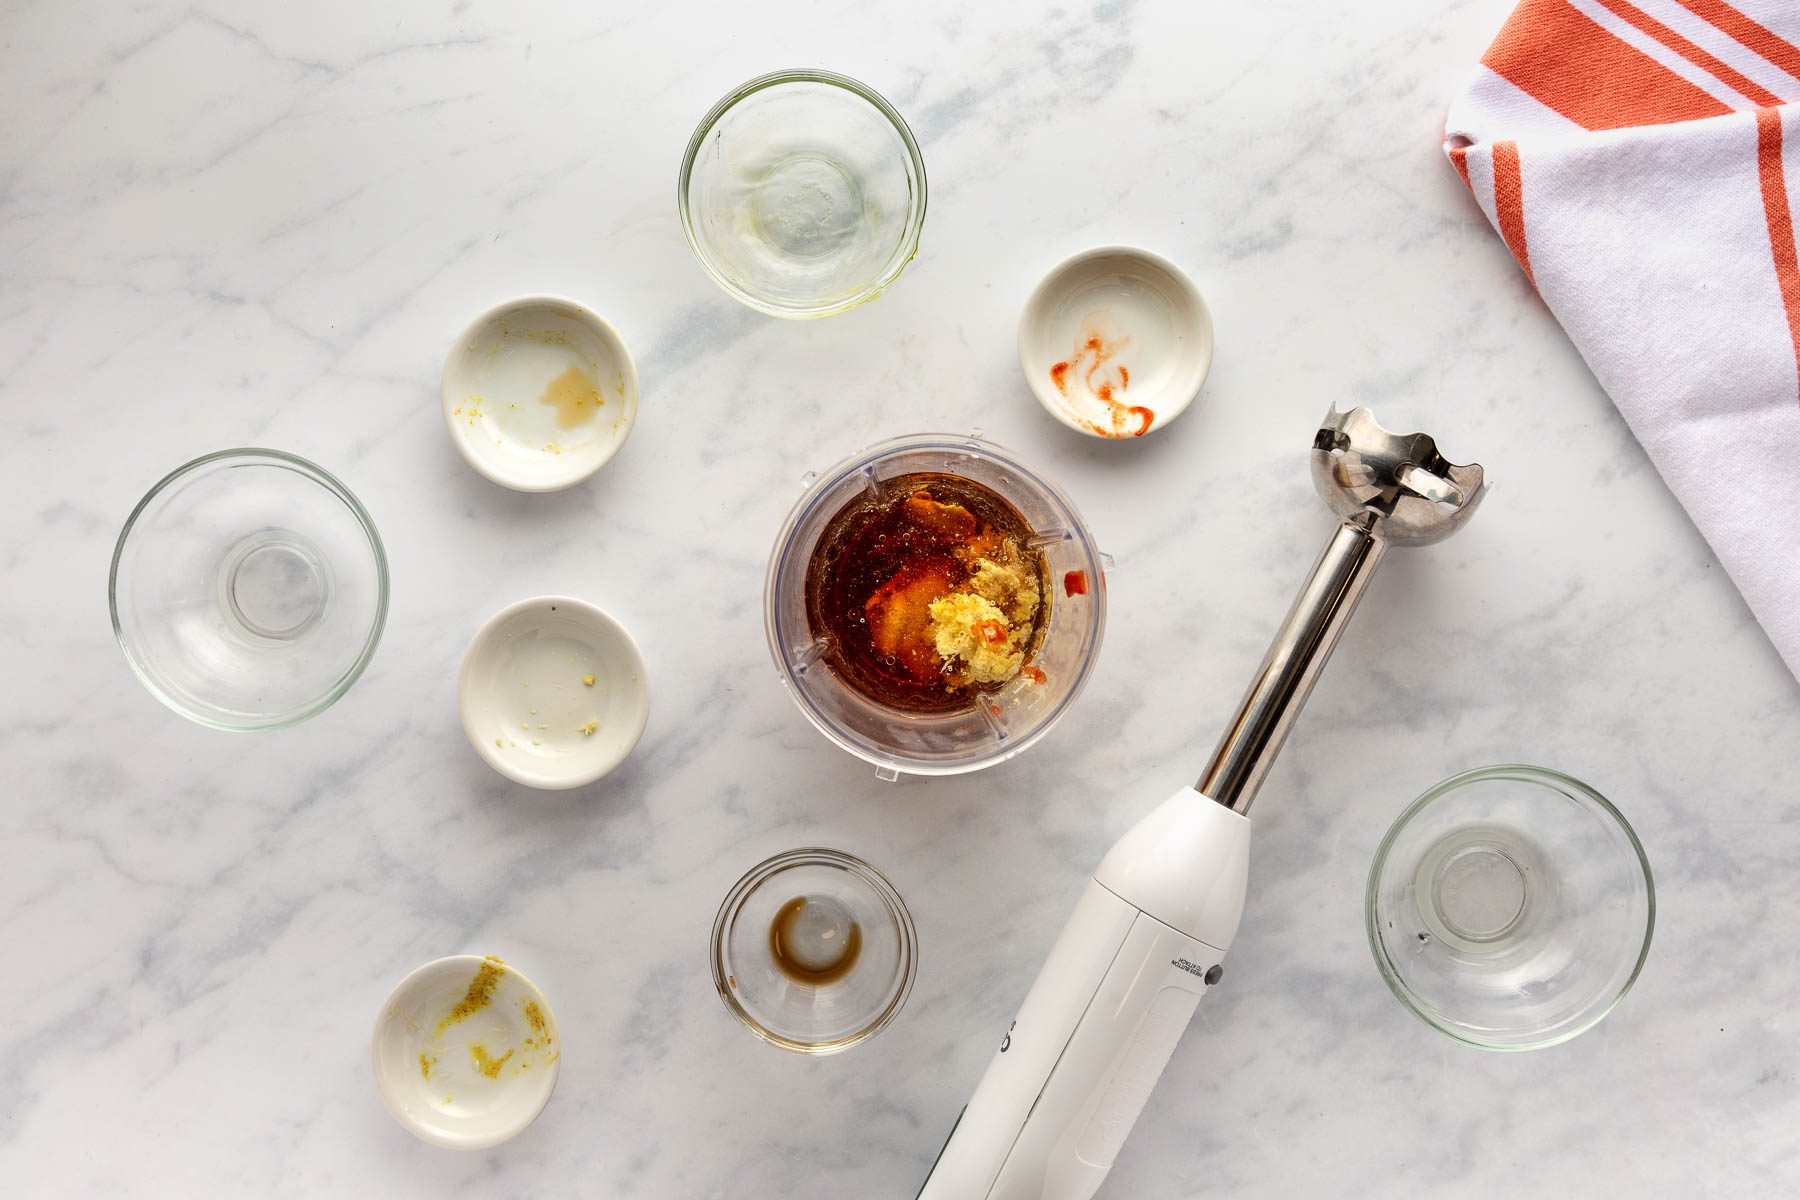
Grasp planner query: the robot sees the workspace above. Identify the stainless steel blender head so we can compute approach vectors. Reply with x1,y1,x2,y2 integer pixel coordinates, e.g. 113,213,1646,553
1312,404,1487,545
1199,405,1487,813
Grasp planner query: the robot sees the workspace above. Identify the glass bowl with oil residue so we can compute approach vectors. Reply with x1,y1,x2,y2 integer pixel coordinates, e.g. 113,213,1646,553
765,434,1109,778
370,955,561,1149
679,69,927,318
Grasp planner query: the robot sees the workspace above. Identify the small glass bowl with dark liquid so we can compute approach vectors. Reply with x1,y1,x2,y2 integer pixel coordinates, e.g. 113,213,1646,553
709,848,917,1054
765,435,1108,777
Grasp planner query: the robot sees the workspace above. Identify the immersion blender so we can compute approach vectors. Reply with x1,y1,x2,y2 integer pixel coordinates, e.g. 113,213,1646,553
917,405,1486,1200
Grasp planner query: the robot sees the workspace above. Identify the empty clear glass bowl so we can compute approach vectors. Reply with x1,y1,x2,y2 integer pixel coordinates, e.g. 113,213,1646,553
109,449,389,730
678,69,927,318
1366,765,1654,1050
710,848,917,1054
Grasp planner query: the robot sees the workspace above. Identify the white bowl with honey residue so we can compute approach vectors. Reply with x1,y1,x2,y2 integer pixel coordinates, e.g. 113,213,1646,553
442,295,638,491
1018,246,1213,440
370,955,561,1149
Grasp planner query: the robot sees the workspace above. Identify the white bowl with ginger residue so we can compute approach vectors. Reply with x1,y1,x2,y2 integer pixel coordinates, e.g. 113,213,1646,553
370,955,561,1149
441,294,639,491
1018,246,1213,440
458,595,652,790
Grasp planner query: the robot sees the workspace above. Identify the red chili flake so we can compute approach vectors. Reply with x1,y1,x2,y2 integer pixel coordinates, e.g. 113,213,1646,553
1021,665,1046,685
977,619,1007,645
1063,570,1088,597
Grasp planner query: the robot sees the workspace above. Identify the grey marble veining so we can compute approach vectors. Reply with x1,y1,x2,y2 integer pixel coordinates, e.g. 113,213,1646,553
4,0,1798,1195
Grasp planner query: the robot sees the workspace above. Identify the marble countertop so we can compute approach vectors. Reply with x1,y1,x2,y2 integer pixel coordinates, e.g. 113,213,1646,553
6,0,1798,1195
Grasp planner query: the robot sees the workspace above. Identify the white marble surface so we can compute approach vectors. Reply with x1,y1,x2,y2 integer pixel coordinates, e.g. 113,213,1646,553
5,0,1798,1195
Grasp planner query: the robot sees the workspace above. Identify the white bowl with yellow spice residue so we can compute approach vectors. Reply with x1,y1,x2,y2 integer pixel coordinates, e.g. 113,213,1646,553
370,955,560,1149
441,295,638,492
458,595,652,790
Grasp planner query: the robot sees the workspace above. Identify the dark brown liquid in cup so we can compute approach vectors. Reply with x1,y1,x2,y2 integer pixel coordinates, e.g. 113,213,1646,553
768,896,863,986
803,472,1047,714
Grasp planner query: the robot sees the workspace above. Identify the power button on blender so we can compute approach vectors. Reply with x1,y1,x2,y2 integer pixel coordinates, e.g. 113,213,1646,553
1204,965,1222,986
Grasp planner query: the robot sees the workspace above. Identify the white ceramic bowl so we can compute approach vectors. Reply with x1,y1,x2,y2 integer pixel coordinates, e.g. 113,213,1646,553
441,295,638,491
370,955,561,1149
1018,246,1213,439
457,595,651,790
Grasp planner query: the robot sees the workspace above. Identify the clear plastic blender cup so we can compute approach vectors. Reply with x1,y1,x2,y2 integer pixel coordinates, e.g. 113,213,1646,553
764,434,1108,778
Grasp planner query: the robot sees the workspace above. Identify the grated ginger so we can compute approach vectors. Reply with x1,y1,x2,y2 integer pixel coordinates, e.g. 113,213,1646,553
928,593,1027,684
965,554,1041,629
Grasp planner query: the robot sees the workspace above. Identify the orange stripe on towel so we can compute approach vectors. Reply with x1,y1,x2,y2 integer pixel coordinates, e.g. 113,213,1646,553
1482,0,1733,129
1755,107,1800,402
1593,0,1781,107
1449,144,1473,191
1492,141,1534,283
1676,0,1800,87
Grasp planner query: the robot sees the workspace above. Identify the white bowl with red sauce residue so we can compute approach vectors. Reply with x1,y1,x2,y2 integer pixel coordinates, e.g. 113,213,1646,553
1018,246,1214,439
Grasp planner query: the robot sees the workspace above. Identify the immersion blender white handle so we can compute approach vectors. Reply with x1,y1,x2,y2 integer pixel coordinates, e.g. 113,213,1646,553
919,409,1485,1198
917,791,1250,1200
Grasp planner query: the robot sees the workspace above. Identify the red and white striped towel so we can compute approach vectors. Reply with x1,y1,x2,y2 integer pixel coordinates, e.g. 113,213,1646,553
1449,0,1800,683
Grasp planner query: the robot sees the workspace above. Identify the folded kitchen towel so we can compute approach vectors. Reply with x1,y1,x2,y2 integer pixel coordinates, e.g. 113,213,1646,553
1448,0,1800,683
